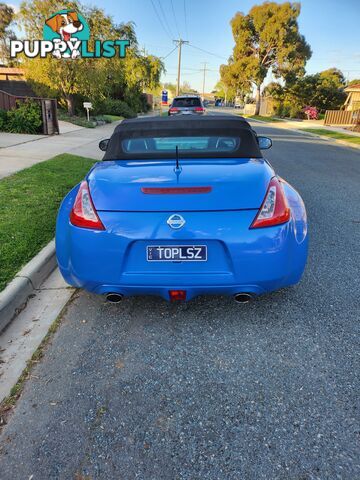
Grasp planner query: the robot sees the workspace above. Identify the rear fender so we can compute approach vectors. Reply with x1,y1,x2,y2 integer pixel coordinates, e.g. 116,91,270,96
281,179,308,285
56,184,80,286
281,179,308,245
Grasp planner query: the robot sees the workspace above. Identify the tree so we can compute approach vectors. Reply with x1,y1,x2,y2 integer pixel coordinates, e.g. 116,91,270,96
180,81,198,94
265,68,347,117
0,3,16,64
219,63,251,102
225,2,311,114
213,80,237,104
347,79,360,87
163,82,177,97
17,0,163,115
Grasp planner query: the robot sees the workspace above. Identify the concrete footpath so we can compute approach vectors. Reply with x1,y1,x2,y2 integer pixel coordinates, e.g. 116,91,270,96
0,120,121,180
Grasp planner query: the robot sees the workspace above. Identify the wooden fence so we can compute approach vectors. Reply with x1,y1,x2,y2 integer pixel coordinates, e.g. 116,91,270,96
324,109,360,126
0,90,59,134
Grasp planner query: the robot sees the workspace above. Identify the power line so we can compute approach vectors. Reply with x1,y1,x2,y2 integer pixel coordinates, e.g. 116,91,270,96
188,43,228,61
170,0,181,38
161,45,178,60
183,0,189,40
157,0,175,39
150,0,172,40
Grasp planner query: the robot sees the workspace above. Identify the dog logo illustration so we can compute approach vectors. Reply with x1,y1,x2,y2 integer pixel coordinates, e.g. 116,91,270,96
10,10,129,60
43,9,90,59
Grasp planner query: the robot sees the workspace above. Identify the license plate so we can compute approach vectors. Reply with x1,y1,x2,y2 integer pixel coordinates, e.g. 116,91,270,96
147,245,207,262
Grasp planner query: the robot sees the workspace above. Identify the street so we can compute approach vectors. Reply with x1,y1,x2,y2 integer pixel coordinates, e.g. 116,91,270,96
1,121,359,479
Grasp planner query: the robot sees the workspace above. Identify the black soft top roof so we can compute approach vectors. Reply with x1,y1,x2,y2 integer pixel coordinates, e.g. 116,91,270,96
103,115,262,160
113,114,253,132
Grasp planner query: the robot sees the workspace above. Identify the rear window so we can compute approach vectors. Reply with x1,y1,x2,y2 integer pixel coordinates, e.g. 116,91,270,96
122,136,239,154
172,97,202,108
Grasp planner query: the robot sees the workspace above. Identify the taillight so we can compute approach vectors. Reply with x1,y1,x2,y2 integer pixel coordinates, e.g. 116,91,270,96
250,176,290,228
169,107,179,113
195,107,204,112
70,181,105,230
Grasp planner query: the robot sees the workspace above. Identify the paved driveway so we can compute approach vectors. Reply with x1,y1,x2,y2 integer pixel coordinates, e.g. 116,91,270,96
0,124,359,479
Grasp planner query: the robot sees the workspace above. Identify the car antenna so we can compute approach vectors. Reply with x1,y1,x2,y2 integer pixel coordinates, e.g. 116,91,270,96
174,145,182,173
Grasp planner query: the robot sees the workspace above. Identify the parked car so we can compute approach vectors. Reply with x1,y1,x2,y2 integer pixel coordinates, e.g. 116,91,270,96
168,94,205,116
56,115,308,303
234,96,243,109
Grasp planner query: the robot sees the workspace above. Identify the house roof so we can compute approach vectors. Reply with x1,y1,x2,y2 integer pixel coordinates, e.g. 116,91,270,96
345,83,360,92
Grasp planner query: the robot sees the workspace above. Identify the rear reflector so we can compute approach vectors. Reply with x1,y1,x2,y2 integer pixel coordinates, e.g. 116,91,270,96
141,187,212,194
169,290,187,301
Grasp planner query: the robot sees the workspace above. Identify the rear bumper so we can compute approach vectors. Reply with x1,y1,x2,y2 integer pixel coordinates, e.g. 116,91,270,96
56,187,308,301
168,111,205,116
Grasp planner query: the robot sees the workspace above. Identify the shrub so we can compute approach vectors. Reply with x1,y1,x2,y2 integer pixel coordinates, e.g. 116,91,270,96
95,98,136,118
7,100,42,134
289,104,304,119
275,103,290,118
0,109,8,131
303,106,319,120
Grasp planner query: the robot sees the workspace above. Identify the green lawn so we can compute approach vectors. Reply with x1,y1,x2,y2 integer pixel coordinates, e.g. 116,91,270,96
243,114,283,122
102,114,124,122
0,154,94,291
300,128,360,145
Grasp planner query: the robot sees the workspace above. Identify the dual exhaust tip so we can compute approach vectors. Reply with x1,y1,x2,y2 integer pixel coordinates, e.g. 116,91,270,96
106,293,123,303
106,292,253,304
233,293,253,304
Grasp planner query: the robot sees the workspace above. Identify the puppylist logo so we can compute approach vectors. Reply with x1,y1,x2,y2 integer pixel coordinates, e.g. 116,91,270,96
10,9,130,59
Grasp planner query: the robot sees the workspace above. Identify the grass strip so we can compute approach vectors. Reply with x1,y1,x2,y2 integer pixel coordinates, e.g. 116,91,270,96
0,154,94,291
243,114,283,122
102,114,124,122
300,128,360,145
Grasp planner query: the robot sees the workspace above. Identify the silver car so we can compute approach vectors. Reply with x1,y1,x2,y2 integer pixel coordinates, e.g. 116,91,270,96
168,95,206,116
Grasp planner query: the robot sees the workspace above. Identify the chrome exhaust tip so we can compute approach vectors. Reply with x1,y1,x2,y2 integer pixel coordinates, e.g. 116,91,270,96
234,293,253,304
106,293,123,303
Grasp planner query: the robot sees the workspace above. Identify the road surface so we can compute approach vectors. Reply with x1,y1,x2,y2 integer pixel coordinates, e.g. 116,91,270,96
1,121,359,479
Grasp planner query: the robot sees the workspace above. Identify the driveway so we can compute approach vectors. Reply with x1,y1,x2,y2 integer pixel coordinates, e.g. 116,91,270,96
0,124,359,479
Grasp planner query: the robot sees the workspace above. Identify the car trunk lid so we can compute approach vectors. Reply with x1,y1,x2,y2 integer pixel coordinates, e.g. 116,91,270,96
88,159,273,212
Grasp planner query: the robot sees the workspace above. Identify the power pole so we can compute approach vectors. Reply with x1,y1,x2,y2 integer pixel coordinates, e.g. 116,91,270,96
173,39,189,95
201,62,208,101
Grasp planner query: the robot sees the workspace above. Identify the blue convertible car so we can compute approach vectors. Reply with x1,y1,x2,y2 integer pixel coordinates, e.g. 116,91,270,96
56,115,308,303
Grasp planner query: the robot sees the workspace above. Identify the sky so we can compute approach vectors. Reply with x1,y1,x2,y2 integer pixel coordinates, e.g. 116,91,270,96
8,0,360,92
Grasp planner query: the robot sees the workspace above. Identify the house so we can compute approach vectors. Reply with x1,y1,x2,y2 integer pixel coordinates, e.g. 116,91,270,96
343,84,360,111
0,66,59,134
0,66,37,97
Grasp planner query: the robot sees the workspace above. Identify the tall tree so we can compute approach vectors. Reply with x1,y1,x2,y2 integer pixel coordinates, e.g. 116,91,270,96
17,0,163,115
225,2,311,114
0,3,16,64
